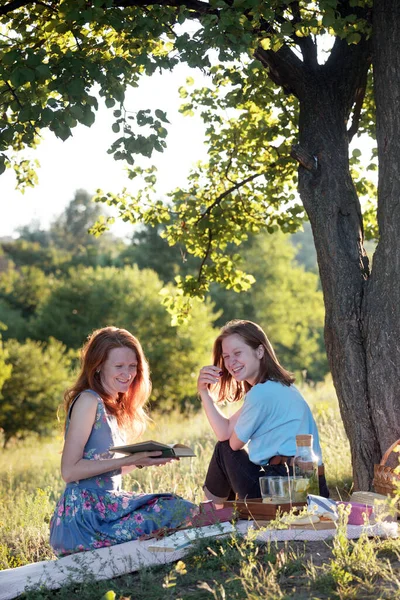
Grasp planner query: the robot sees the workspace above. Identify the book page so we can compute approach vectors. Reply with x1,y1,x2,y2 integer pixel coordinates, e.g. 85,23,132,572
172,445,196,457
109,440,195,457
109,440,168,453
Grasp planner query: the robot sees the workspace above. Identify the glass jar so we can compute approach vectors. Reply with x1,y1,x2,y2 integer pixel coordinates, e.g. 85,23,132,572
293,434,319,501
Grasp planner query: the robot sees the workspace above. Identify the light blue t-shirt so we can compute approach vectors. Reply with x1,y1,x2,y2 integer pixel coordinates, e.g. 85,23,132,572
234,380,322,465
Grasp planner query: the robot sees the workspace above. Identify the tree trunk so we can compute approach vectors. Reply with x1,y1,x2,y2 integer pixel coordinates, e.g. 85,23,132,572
253,16,398,488
362,0,400,466
294,40,382,489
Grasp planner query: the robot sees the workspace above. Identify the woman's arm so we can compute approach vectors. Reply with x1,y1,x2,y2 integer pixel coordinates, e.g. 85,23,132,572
228,427,246,451
197,366,244,444
61,393,173,483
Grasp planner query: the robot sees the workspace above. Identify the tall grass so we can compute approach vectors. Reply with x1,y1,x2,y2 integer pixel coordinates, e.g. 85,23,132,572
0,380,351,571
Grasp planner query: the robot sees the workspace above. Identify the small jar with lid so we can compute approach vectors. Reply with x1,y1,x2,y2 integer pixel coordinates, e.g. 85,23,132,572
293,434,319,501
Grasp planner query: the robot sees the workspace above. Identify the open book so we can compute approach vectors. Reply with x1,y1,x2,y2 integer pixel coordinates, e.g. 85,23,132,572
109,439,196,458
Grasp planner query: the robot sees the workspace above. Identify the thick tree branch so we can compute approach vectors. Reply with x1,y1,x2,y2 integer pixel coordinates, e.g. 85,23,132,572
295,35,318,69
254,44,305,97
0,0,32,15
251,2,307,96
303,34,370,124
196,171,264,224
280,1,319,69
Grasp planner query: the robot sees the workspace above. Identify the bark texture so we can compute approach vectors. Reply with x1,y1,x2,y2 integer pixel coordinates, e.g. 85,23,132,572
295,42,381,490
257,31,383,489
362,0,400,465
286,1,400,484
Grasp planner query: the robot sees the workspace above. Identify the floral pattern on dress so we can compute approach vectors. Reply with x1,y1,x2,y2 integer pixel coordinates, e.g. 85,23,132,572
50,390,197,557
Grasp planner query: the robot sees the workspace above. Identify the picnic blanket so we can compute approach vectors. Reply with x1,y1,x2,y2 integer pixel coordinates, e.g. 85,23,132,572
0,520,397,600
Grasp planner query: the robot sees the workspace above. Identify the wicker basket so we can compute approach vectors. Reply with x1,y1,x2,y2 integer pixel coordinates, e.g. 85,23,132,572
373,439,400,496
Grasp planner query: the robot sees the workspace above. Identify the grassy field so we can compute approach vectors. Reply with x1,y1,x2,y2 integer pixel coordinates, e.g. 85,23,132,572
2,379,400,599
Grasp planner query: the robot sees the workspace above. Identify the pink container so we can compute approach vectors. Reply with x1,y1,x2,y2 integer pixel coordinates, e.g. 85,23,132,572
337,501,373,525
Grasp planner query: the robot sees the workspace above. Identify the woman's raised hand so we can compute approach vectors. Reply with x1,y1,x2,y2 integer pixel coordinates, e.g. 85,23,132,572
197,365,222,393
197,365,231,438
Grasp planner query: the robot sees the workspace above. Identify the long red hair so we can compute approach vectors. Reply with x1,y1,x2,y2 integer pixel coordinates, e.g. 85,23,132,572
212,320,295,403
64,327,151,438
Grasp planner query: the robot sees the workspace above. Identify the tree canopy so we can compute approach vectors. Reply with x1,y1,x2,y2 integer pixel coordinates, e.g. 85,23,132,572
1,0,399,489
0,0,376,312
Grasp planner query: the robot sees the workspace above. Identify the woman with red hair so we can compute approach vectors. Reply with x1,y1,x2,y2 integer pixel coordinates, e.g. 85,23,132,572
50,326,195,556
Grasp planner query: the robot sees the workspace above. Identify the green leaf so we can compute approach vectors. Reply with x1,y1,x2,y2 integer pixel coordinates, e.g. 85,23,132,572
10,67,35,87
347,32,362,45
157,127,168,138
155,109,170,123
112,122,120,133
53,123,72,141
69,105,85,120
322,12,336,27
35,64,52,79
40,107,54,125
260,38,271,50
25,53,42,68
18,106,33,122
280,22,293,35
56,22,71,34
81,106,95,127
66,79,85,97
137,109,153,126
3,50,19,66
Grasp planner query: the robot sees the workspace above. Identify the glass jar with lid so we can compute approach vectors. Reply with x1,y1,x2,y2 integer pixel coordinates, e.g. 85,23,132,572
293,434,319,501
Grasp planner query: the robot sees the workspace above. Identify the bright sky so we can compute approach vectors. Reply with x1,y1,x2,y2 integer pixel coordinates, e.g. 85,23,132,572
1,65,209,239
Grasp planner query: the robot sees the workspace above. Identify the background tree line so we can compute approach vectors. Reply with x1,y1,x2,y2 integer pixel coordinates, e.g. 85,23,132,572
0,189,326,446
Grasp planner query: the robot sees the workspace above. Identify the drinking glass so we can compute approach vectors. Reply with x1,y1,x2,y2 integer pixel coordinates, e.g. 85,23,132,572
259,476,286,503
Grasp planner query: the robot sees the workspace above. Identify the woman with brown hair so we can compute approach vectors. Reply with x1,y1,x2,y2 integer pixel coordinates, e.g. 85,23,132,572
50,326,196,556
197,320,328,504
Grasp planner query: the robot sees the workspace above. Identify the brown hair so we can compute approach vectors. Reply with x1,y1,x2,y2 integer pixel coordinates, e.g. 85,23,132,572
212,319,295,402
64,326,151,437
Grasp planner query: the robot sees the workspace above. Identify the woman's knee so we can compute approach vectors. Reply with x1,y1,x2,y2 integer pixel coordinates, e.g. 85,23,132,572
213,440,238,461
215,440,231,451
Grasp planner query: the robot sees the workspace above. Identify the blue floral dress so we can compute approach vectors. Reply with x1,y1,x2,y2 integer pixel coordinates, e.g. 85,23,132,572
50,390,197,557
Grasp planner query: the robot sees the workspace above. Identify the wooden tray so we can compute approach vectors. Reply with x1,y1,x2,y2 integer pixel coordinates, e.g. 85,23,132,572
222,498,306,521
